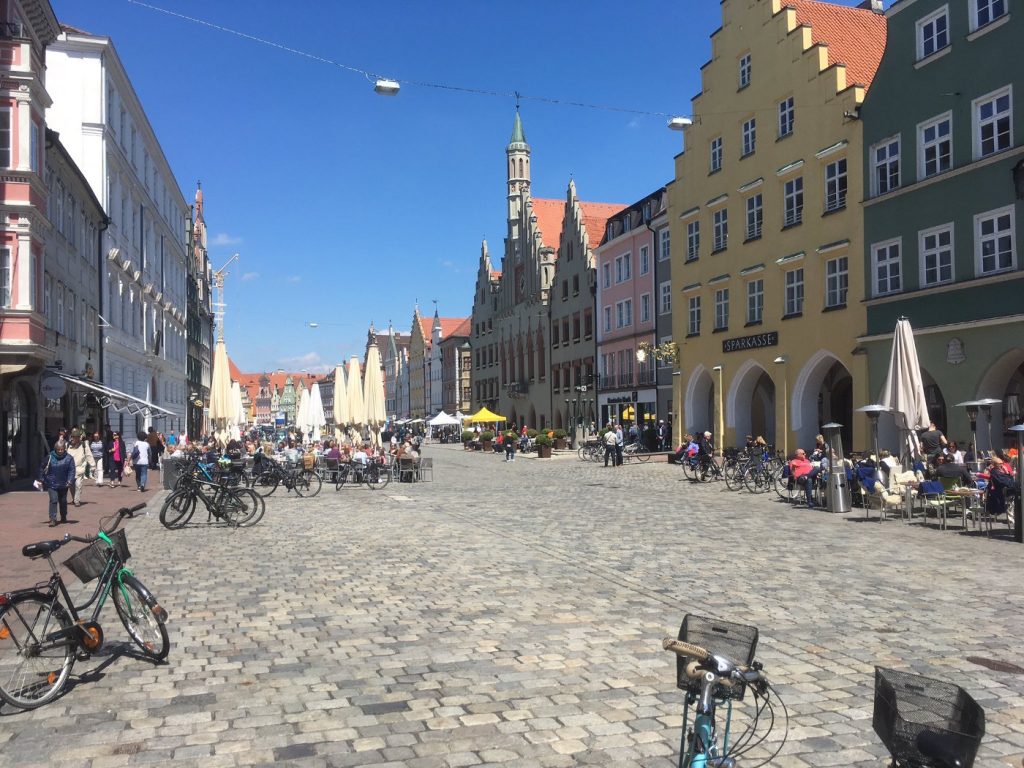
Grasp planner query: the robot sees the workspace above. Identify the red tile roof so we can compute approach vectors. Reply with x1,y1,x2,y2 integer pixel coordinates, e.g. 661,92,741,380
230,362,328,407
531,198,567,250
786,0,887,90
489,270,502,280
580,202,628,251
417,316,471,343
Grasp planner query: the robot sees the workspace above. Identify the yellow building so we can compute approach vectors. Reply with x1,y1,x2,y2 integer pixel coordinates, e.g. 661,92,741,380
669,0,886,456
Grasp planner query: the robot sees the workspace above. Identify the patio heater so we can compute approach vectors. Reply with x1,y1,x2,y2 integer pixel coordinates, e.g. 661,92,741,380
856,404,889,466
955,400,983,471
1009,424,1024,544
822,422,851,514
977,397,1002,455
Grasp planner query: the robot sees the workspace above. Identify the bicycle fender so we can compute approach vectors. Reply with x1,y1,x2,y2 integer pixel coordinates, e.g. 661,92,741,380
118,574,169,624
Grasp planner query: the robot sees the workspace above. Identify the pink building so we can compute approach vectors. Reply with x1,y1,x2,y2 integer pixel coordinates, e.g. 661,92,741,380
594,188,667,429
0,1,61,485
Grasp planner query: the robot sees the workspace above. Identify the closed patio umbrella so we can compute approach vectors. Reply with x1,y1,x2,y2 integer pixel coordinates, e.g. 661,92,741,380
209,338,234,445
229,381,244,441
346,356,366,444
364,342,386,447
332,364,349,442
309,382,326,442
879,317,930,464
296,386,311,443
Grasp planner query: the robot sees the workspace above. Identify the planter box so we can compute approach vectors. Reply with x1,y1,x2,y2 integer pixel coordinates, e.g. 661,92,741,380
537,444,553,458
554,438,567,450
481,439,492,452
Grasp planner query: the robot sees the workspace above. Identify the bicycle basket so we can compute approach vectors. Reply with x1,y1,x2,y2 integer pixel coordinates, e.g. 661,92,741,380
873,667,984,768
676,614,759,701
62,529,130,584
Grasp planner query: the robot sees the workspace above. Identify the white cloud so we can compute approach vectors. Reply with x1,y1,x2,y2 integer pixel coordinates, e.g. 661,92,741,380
210,232,243,247
241,271,260,281
626,118,640,130
286,275,302,283
278,351,332,374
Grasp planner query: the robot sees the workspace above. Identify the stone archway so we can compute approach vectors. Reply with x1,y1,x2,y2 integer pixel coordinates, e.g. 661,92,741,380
792,351,853,452
975,347,1024,451
726,360,775,449
684,365,714,436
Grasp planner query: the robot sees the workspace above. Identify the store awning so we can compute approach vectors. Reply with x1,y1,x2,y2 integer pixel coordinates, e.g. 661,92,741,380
55,373,175,419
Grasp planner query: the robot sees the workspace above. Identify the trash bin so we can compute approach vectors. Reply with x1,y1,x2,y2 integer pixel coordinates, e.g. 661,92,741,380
162,457,182,490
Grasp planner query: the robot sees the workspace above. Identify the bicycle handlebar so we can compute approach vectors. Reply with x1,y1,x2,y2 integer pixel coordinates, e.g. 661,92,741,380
663,638,711,661
65,503,146,544
663,637,767,687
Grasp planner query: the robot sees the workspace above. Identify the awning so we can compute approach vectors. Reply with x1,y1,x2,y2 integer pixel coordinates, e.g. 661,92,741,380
56,372,175,419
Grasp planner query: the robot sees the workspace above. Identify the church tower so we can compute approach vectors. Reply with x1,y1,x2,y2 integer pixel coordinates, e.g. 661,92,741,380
506,109,531,231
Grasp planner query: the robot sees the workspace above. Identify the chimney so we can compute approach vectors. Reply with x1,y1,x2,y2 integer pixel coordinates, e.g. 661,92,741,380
857,0,884,12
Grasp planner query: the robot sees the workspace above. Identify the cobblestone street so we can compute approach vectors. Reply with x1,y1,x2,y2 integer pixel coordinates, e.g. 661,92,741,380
1,445,1022,767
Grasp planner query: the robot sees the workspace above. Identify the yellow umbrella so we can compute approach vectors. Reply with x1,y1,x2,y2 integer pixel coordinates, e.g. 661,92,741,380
465,406,506,424
209,338,234,444
363,341,386,447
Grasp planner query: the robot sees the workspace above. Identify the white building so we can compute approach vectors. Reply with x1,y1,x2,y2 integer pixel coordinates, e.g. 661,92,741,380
45,27,188,440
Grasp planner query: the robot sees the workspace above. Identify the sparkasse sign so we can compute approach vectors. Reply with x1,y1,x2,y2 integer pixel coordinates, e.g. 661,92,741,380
722,331,779,354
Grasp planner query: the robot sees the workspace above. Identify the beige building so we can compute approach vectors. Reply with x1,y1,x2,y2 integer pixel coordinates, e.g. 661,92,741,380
669,0,886,455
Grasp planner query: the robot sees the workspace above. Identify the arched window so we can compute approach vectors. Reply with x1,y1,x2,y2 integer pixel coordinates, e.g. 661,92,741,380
536,330,545,379
518,158,524,178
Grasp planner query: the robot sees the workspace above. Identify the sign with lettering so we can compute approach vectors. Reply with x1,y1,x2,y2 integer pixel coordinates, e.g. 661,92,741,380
722,331,779,354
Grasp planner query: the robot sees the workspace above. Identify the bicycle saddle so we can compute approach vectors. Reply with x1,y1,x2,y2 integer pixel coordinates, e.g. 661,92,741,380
22,540,62,558
916,729,973,768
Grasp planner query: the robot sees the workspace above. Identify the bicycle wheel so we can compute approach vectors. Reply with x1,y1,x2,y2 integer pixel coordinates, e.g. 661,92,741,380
112,575,169,661
294,470,322,498
0,594,76,709
743,466,771,494
577,445,588,461
160,490,197,529
363,463,391,491
634,446,651,463
681,457,698,481
218,487,262,526
724,462,746,491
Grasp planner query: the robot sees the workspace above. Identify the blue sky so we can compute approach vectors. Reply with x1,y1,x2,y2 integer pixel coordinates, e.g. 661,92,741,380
51,0,885,374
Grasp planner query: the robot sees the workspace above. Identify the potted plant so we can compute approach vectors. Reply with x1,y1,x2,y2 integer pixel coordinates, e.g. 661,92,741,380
553,428,568,450
479,430,494,452
462,430,476,450
526,428,539,439
535,433,553,458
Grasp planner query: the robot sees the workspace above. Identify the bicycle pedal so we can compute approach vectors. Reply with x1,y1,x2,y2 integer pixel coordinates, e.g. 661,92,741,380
74,650,92,662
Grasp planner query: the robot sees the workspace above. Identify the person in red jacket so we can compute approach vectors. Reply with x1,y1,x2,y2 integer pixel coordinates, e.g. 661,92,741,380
787,448,816,507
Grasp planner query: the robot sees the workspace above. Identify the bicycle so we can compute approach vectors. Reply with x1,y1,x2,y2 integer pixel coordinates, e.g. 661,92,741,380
682,453,724,482
622,441,652,463
335,458,391,491
663,614,787,767
246,452,321,498
160,475,264,529
0,503,169,709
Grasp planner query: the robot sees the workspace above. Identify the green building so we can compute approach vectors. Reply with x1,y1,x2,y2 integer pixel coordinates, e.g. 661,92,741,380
860,0,1023,455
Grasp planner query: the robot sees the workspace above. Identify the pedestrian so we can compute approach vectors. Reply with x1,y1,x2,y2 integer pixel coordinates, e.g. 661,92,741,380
131,432,151,492
615,423,625,466
657,420,668,451
106,430,126,487
36,440,76,527
504,432,516,462
66,429,96,507
603,425,617,467
89,430,105,486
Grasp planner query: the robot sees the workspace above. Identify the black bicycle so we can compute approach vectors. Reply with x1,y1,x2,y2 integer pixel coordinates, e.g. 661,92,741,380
246,452,321,498
160,475,264,529
335,458,391,491
0,504,168,709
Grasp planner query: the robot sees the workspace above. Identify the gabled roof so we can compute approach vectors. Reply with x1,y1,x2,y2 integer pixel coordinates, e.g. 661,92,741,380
530,199,568,250
786,0,887,90
579,202,628,251
417,316,470,342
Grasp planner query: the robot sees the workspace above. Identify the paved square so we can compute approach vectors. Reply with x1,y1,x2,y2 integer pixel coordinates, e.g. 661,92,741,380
1,445,1022,767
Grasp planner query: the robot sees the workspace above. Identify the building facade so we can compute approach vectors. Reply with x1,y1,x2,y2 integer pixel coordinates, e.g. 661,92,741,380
651,191,675,431
186,184,213,440
380,324,410,421
860,0,1023,453
669,0,885,455
408,307,428,419
0,0,60,486
439,319,471,416
47,28,190,441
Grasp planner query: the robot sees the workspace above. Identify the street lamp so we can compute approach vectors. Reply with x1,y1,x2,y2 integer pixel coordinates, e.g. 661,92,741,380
774,356,788,457
668,116,694,131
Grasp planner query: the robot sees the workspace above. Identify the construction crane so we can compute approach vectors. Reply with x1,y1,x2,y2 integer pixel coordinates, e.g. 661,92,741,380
212,253,239,342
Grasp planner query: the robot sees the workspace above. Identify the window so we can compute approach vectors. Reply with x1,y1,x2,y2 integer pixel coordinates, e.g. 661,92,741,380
783,177,803,227
746,279,763,324
975,206,1015,274
917,7,949,59
622,215,631,233
739,53,751,88
552,322,560,346
561,280,568,300
659,228,670,260
640,293,651,323
30,121,39,172
639,245,650,276
615,253,631,283
974,86,1012,159
825,257,848,308
872,240,902,296
56,284,65,333
602,263,611,289
616,299,633,328
0,248,9,307
43,274,51,322
572,274,579,294
742,118,756,156
785,269,804,316
872,137,901,195
919,114,952,178
584,309,592,337
0,108,10,168
825,159,847,212
778,97,794,138
920,225,954,286
686,221,700,261
973,0,1008,30
67,290,76,341
710,137,723,172
688,296,701,335
714,288,729,331
572,313,581,341
603,306,611,333
745,194,763,240
659,281,672,314
713,209,728,252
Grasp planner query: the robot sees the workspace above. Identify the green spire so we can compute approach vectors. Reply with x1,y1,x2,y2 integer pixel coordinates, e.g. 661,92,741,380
509,109,526,145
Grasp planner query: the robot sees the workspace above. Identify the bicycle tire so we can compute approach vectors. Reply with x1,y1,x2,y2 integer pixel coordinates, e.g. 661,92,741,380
234,487,265,526
681,457,697,481
634,446,651,463
724,462,745,491
363,463,391,491
743,467,771,494
218,487,261,526
295,470,322,498
0,594,76,709
112,575,169,661
334,465,351,490
160,490,197,529
577,446,587,461
247,470,280,498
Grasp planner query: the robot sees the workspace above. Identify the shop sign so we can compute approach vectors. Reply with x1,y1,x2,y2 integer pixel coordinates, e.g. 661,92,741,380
606,391,638,404
722,331,779,354
39,374,66,400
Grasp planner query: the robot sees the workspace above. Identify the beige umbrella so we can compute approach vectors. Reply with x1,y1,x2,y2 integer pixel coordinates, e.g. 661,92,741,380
879,317,930,464
209,337,234,445
229,381,244,441
309,382,326,441
363,341,386,447
346,356,366,444
332,364,349,441
296,386,311,443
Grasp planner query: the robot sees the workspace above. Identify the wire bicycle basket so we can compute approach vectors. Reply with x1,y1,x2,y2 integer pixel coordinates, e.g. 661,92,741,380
62,529,130,583
676,614,759,701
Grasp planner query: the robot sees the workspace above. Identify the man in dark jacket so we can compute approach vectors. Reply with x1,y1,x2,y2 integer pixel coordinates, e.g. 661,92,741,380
38,440,76,527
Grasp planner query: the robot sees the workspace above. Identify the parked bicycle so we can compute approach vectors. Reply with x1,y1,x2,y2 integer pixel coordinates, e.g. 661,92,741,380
245,451,321,498
0,503,168,709
622,441,652,463
160,473,264,529
663,614,786,767
682,452,725,482
334,458,391,491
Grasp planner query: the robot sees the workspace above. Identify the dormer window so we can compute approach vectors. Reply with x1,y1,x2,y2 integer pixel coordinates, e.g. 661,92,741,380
622,215,632,233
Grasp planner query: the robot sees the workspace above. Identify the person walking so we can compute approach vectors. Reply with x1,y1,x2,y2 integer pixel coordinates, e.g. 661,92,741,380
106,430,126,487
37,440,76,527
89,430,105,486
615,423,625,466
131,431,151,492
66,430,96,507
504,432,516,462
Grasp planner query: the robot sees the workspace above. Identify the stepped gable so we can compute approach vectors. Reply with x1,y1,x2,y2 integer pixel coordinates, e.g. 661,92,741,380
785,0,887,89
580,201,628,251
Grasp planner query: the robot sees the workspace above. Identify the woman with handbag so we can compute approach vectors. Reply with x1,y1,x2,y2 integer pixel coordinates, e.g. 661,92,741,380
106,431,126,487
37,440,76,527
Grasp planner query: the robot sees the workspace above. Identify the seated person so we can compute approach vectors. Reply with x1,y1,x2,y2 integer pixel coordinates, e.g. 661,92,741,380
932,454,972,486
323,441,341,461
352,444,369,465
809,434,827,462
787,448,816,507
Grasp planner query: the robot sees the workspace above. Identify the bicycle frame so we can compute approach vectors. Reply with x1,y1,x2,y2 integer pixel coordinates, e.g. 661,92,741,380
679,678,736,768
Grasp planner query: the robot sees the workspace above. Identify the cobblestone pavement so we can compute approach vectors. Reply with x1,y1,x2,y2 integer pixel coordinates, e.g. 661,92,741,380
1,445,1022,767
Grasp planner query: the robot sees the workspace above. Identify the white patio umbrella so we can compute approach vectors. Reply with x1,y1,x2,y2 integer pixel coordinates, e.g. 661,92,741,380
879,317,930,464
346,356,366,444
309,382,327,442
332,364,349,442
229,381,244,441
363,342,386,447
209,337,234,445
295,386,311,443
